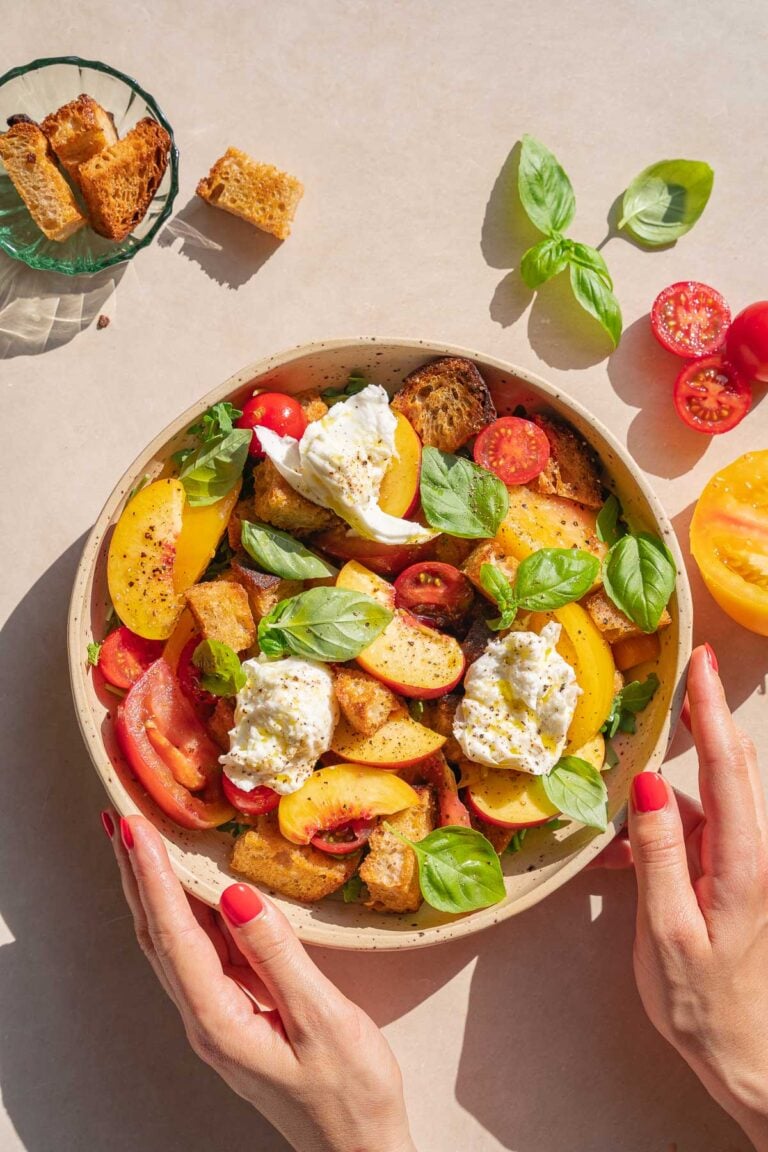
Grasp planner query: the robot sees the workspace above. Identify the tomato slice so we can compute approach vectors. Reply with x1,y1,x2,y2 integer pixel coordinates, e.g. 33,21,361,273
115,658,235,830
310,818,376,855
236,392,308,459
222,773,280,816
473,417,550,485
673,356,751,435
651,282,731,358
394,562,474,630
99,626,164,690
177,636,218,719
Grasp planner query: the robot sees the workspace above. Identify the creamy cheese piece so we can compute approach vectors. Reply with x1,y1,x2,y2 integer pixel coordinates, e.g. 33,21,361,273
257,384,436,545
452,623,580,775
220,656,338,795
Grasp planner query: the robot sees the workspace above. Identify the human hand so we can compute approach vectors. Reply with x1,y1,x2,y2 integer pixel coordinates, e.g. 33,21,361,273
102,811,416,1152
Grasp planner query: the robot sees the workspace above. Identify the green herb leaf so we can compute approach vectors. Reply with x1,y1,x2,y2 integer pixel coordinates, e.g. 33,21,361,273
87,641,102,667
188,401,243,440
602,672,661,739
241,520,338,581
506,827,529,854
408,699,425,721
518,135,576,237
258,587,393,662
603,533,676,633
542,756,608,831
569,260,623,347
479,563,519,630
178,428,252,507
218,820,249,838
566,241,613,287
520,236,570,289
618,160,714,246
596,494,625,547
386,824,506,914
127,474,151,504
192,639,246,696
342,874,365,903
420,447,509,539
604,742,619,769
322,372,369,405
514,548,599,611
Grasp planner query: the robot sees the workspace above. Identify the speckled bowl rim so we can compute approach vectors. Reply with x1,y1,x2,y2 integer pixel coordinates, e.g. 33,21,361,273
68,337,693,950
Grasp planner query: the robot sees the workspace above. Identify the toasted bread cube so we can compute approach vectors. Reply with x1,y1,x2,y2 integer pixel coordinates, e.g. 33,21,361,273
419,694,463,762
79,117,171,241
462,540,519,598
459,614,495,667
41,94,118,183
231,812,359,902
612,631,661,672
295,387,328,423
252,458,335,537
469,812,514,855
0,121,86,241
360,786,437,913
226,498,253,552
196,148,303,240
207,698,235,752
332,666,401,737
432,534,476,568
585,587,671,645
231,557,303,622
530,415,603,509
185,579,256,651
391,357,496,453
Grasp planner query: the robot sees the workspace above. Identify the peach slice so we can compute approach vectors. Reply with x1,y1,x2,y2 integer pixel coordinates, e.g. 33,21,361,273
311,525,434,577
466,769,559,829
497,485,607,575
379,411,421,518
174,480,242,593
278,763,418,845
330,708,446,767
336,560,466,699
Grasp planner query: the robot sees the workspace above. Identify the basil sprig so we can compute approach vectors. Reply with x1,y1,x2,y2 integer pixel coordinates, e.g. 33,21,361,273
602,673,660,739
258,587,393,661
542,756,608,831
192,639,246,696
420,447,509,539
480,547,599,629
618,160,714,247
595,493,626,548
602,533,676,633
241,520,337,581
173,401,250,507
386,824,506,914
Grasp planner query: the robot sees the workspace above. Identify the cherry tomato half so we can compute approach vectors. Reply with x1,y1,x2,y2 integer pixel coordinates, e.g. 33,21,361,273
673,356,752,435
236,392,308,459
394,562,474,630
473,417,550,485
310,818,376,855
98,626,164,690
221,773,281,816
177,636,217,720
726,301,768,384
651,282,731,358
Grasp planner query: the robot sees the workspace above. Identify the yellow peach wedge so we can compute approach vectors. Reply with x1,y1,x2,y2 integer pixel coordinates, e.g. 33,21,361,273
279,763,418,845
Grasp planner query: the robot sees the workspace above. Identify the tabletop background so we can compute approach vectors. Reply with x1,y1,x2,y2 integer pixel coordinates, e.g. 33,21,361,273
1,2,766,1150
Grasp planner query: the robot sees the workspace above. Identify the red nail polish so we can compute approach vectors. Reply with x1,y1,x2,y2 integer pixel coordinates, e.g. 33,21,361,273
120,817,134,851
221,883,264,926
704,643,719,672
100,810,115,839
632,772,668,813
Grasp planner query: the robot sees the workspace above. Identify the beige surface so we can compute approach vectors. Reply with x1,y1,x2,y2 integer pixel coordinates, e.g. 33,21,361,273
0,2,766,1150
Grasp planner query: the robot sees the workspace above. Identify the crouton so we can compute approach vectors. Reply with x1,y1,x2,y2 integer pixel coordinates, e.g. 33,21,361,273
41,94,118,184
230,557,303,623
530,415,603,509
196,149,303,240
584,588,671,645
295,387,328,423
612,631,661,672
460,614,495,666
226,499,253,552
391,357,496,453
78,118,171,240
420,694,463,762
462,540,519,598
0,121,86,241
432,534,476,568
470,812,514,855
332,666,401,737
185,580,256,651
359,786,437,913
207,698,235,751
251,458,335,537
231,812,359,902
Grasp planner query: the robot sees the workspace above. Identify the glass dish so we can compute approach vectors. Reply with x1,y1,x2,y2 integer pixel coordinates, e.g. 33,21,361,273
0,56,179,275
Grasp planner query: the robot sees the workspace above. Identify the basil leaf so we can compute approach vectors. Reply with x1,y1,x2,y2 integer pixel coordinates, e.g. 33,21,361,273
179,428,251,507
420,447,509,539
241,520,337,581
192,639,246,696
603,533,676,633
322,372,369,405
518,135,576,237
514,548,599,611
569,261,623,347
87,641,102,667
386,824,506,914
566,241,612,288
188,401,242,440
542,756,608,831
520,236,570,290
342,874,366,903
506,827,529,854
257,587,393,662
218,820,249,838
596,494,625,547
621,673,660,713
479,563,518,630
618,160,714,246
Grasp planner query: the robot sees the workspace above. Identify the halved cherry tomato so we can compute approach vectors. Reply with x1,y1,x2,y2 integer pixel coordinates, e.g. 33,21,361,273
99,626,164,690
222,773,280,816
726,301,768,383
651,282,731,358
177,636,217,719
236,392,308,458
115,658,235,830
310,818,376,855
673,356,751,435
394,562,474,630
473,417,550,485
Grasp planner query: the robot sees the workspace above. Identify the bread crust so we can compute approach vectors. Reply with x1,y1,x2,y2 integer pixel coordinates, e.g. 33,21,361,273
230,812,360,902
41,94,118,183
184,579,256,652
530,414,604,508
359,786,437,913
0,121,86,241
391,357,496,453
197,148,303,240
78,117,170,241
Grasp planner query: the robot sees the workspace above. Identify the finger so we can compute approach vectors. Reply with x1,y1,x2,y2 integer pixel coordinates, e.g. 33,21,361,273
190,902,276,1011
589,830,634,870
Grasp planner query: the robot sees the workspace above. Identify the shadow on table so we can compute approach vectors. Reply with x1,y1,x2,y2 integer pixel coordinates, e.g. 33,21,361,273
158,195,281,289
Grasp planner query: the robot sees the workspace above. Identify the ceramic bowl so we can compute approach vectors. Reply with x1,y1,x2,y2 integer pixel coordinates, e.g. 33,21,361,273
68,339,693,950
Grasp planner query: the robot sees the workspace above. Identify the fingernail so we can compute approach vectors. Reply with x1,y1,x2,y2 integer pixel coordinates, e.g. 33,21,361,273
632,772,668,813
119,817,134,851
704,643,719,673
100,810,115,839
221,883,264,926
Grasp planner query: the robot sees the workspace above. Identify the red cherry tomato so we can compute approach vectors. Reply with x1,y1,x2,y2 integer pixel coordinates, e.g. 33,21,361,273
473,417,550,485
394,562,474,630
236,392,308,458
310,818,376,855
177,636,217,719
221,773,280,816
98,626,163,690
673,356,751,435
726,301,768,383
651,282,731,358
